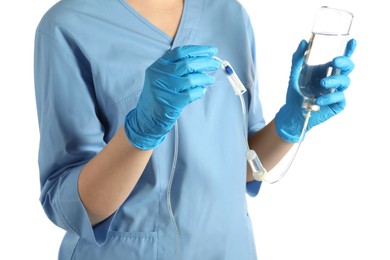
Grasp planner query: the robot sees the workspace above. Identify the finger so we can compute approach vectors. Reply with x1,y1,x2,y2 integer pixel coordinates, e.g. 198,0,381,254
292,39,308,63
176,73,216,92
184,86,207,103
344,38,357,58
164,45,219,61
321,74,350,91
332,56,355,75
290,40,308,79
315,91,346,106
169,57,221,76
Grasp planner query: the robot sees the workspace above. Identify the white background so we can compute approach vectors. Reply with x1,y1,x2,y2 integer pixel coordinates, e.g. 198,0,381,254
1,0,388,259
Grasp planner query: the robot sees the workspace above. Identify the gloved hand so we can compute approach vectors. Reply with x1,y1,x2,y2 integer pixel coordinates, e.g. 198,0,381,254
275,39,357,143
124,45,221,150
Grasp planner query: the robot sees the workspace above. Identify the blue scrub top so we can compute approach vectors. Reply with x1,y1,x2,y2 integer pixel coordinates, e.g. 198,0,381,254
34,0,265,259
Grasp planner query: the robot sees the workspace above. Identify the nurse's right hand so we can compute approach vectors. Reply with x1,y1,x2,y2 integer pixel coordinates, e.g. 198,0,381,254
124,45,221,150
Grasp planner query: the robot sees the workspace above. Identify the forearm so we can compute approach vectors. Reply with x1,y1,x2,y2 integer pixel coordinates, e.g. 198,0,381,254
246,119,294,182
78,126,152,225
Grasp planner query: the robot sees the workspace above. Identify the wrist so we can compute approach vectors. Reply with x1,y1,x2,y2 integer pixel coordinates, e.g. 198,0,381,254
124,109,167,150
275,104,306,143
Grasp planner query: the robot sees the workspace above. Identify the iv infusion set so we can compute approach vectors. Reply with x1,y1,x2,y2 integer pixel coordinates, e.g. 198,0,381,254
214,56,300,184
215,6,353,184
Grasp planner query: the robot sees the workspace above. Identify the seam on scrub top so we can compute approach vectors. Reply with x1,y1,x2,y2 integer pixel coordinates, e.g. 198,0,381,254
56,166,85,236
155,150,161,260
112,89,142,112
69,236,81,260
107,231,157,239
56,192,80,235
36,30,62,45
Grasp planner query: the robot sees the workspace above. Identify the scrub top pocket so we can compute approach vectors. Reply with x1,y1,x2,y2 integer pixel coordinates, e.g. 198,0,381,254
72,231,158,260
113,90,142,121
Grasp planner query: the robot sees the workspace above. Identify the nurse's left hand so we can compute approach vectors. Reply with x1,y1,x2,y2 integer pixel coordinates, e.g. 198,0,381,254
275,39,357,143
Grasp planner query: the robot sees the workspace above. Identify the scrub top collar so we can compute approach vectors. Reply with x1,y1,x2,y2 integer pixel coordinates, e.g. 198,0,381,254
116,0,204,49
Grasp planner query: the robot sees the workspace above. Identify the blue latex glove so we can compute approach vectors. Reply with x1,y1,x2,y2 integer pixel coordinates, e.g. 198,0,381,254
124,45,221,150
275,39,357,142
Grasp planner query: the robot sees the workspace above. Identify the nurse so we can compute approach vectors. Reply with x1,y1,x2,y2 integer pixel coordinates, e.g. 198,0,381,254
34,0,356,259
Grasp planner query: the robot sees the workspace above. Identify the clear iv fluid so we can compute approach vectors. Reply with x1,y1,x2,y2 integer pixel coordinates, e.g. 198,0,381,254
298,32,348,99
298,62,334,99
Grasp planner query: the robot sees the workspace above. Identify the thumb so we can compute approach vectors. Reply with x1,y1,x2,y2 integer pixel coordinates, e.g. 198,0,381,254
290,40,308,79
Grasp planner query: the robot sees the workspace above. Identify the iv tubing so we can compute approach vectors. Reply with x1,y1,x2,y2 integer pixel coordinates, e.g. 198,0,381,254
167,122,181,259
214,56,268,180
262,109,311,184
215,55,312,184
239,94,250,151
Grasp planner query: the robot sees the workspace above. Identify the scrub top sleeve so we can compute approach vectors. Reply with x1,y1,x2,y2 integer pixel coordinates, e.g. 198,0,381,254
243,6,265,197
34,31,112,245
244,7,265,135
